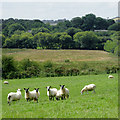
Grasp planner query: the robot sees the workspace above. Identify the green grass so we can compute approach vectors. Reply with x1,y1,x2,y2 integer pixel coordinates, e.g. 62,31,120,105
2,74,118,118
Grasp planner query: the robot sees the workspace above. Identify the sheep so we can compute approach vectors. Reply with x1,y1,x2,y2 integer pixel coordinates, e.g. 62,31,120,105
56,90,63,100
7,89,22,105
24,88,40,103
81,84,96,95
4,81,9,84
108,75,114,78
59,85,69,100
46,86,57,100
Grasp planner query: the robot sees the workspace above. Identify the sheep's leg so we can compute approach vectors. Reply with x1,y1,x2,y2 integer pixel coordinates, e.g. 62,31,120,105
53,97,54,101
8,101,10,106
56,97,59,100
64,96,66,100
61,96,63,100
67,95,69,98
27,98,29,102
87,91,88,94
93,90,96,93
49,96,52,100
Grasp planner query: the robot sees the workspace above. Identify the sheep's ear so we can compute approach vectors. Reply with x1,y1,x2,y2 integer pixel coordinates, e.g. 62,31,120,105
38,88,39,90
63,85,65,86
34,88,36,90
45,87,47,88
60,85,61,86
50,86,51,88
28,88,29,90
24,88,26,90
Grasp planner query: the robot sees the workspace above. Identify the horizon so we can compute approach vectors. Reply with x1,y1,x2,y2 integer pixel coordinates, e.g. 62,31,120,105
1,2,118,20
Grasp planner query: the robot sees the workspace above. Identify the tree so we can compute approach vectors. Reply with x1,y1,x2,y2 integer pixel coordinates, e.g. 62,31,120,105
31,27,50,35
95,17,108,30
59,34,72,49
34,32,53,49
19,33,34,48
2,34,5,46
104,40,116,53
107,19,115,26
82,14,96,31
71,17,83,29
8,23,25,36
104,32,119,55
65,27,82,39
108,23,120,31
52,32,67,49
3,38,15,48
74,31,99,49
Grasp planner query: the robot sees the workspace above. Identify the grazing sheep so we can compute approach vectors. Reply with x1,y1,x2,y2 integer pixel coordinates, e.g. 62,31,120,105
81,84,96,95
108,75,114,78
7,89,22,105
24,88,40,103
46,86,57,100
56,90,63,100
59,85,69,100
4,81,9,84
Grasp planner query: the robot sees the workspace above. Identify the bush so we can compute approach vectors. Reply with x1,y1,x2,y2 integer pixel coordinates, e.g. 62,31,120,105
65,59,70,63
55,66,65,76
2,55,16,79
20,59,32,70
66,68,79,76
44,61,53,68
105,66,119,74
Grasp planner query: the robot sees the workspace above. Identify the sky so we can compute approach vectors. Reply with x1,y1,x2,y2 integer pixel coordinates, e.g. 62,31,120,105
1,1,119,20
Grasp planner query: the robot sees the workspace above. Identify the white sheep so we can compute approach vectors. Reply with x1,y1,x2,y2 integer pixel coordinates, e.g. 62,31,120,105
4,81,9,84
108,75,114,78
46,86,57,100
56,90,63,100
59,85,69,100
7,89,22,105
81,84,96,95
24,88,40,103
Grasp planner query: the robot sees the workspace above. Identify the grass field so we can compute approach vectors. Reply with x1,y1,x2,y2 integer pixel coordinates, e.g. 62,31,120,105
2,74,118,118
2,49,118,63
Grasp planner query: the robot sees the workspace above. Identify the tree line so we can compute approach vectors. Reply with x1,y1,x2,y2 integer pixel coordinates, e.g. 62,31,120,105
1,13,120,54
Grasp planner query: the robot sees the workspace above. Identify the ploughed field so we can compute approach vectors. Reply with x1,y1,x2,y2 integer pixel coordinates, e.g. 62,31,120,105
2,74,118,118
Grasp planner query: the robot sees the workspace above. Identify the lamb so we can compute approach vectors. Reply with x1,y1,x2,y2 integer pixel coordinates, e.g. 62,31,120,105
7,89,22,105
59,85,69,100
108,75,114,78
4,81,9,84
81,84,96,95
46,86,57,100
24,88,40,103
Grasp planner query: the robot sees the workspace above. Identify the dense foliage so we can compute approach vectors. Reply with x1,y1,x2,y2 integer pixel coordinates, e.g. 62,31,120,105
2,13,119,51
2,55,119,79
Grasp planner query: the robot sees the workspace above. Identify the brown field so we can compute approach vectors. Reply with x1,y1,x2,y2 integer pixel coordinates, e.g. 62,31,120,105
2,49,118,63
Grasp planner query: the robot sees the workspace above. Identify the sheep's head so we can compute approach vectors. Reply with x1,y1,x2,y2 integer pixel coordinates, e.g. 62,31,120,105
24,88,29,93
46,86,51,91
81,89,84,95
34,88,39,93
60,85,65,90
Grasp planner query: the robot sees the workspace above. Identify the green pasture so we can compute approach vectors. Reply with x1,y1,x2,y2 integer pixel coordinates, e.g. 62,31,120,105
2,74,118,118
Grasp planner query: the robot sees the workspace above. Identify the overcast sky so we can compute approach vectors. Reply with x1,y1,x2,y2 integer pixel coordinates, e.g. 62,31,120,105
1,1,119,20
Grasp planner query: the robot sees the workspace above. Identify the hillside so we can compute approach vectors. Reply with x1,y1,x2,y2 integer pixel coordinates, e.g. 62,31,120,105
2,49,118,63
2,49,119,79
